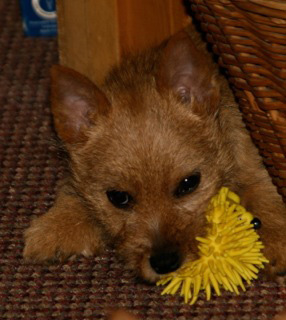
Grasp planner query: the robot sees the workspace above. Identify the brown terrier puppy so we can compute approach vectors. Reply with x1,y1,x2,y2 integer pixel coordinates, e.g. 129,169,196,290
24,29,286,282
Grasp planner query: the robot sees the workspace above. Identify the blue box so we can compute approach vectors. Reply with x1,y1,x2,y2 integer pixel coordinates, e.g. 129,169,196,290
19,0,57,36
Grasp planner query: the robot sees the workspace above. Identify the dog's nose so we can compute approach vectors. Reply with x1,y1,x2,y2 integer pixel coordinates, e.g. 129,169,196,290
149,251,181,274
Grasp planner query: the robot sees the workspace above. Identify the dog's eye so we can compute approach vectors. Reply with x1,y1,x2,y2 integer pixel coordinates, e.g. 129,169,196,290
106,190,133,209
175,173,201,197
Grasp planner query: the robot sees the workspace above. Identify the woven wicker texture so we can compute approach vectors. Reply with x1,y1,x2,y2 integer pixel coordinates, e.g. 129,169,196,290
0,1,286,319
189,0,286,202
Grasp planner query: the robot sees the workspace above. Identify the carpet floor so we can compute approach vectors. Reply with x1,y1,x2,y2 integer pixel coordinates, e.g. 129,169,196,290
0,1,285,319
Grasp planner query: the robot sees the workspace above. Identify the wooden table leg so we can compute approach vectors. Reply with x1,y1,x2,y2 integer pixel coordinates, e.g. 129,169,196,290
57,0,190,85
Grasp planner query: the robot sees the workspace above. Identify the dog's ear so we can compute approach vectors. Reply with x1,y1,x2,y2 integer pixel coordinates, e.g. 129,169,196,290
156,31,220,116
51,65,110,144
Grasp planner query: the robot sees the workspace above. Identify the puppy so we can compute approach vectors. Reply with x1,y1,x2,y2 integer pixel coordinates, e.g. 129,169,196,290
24,27,286,282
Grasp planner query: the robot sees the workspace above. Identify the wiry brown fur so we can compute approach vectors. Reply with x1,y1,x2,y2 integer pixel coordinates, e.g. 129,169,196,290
24,26,286,282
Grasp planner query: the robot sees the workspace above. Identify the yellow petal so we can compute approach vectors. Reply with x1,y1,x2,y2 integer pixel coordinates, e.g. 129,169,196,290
209,272,221,296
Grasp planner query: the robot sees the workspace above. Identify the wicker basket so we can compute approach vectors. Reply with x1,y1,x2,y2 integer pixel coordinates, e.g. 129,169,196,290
189,0,286,202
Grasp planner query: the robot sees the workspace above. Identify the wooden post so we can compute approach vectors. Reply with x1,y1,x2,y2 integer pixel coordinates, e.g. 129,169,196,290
57,0,190,85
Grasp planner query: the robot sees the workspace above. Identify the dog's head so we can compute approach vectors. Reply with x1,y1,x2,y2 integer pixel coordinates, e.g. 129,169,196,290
51,32,233,282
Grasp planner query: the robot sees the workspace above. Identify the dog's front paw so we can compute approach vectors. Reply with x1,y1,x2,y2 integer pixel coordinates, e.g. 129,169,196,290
24,216,76,262
261,230,286,279
24,211,102,262
264,250,286,279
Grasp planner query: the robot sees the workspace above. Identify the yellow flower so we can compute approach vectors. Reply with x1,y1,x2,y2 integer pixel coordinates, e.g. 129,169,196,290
157,187,268,305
